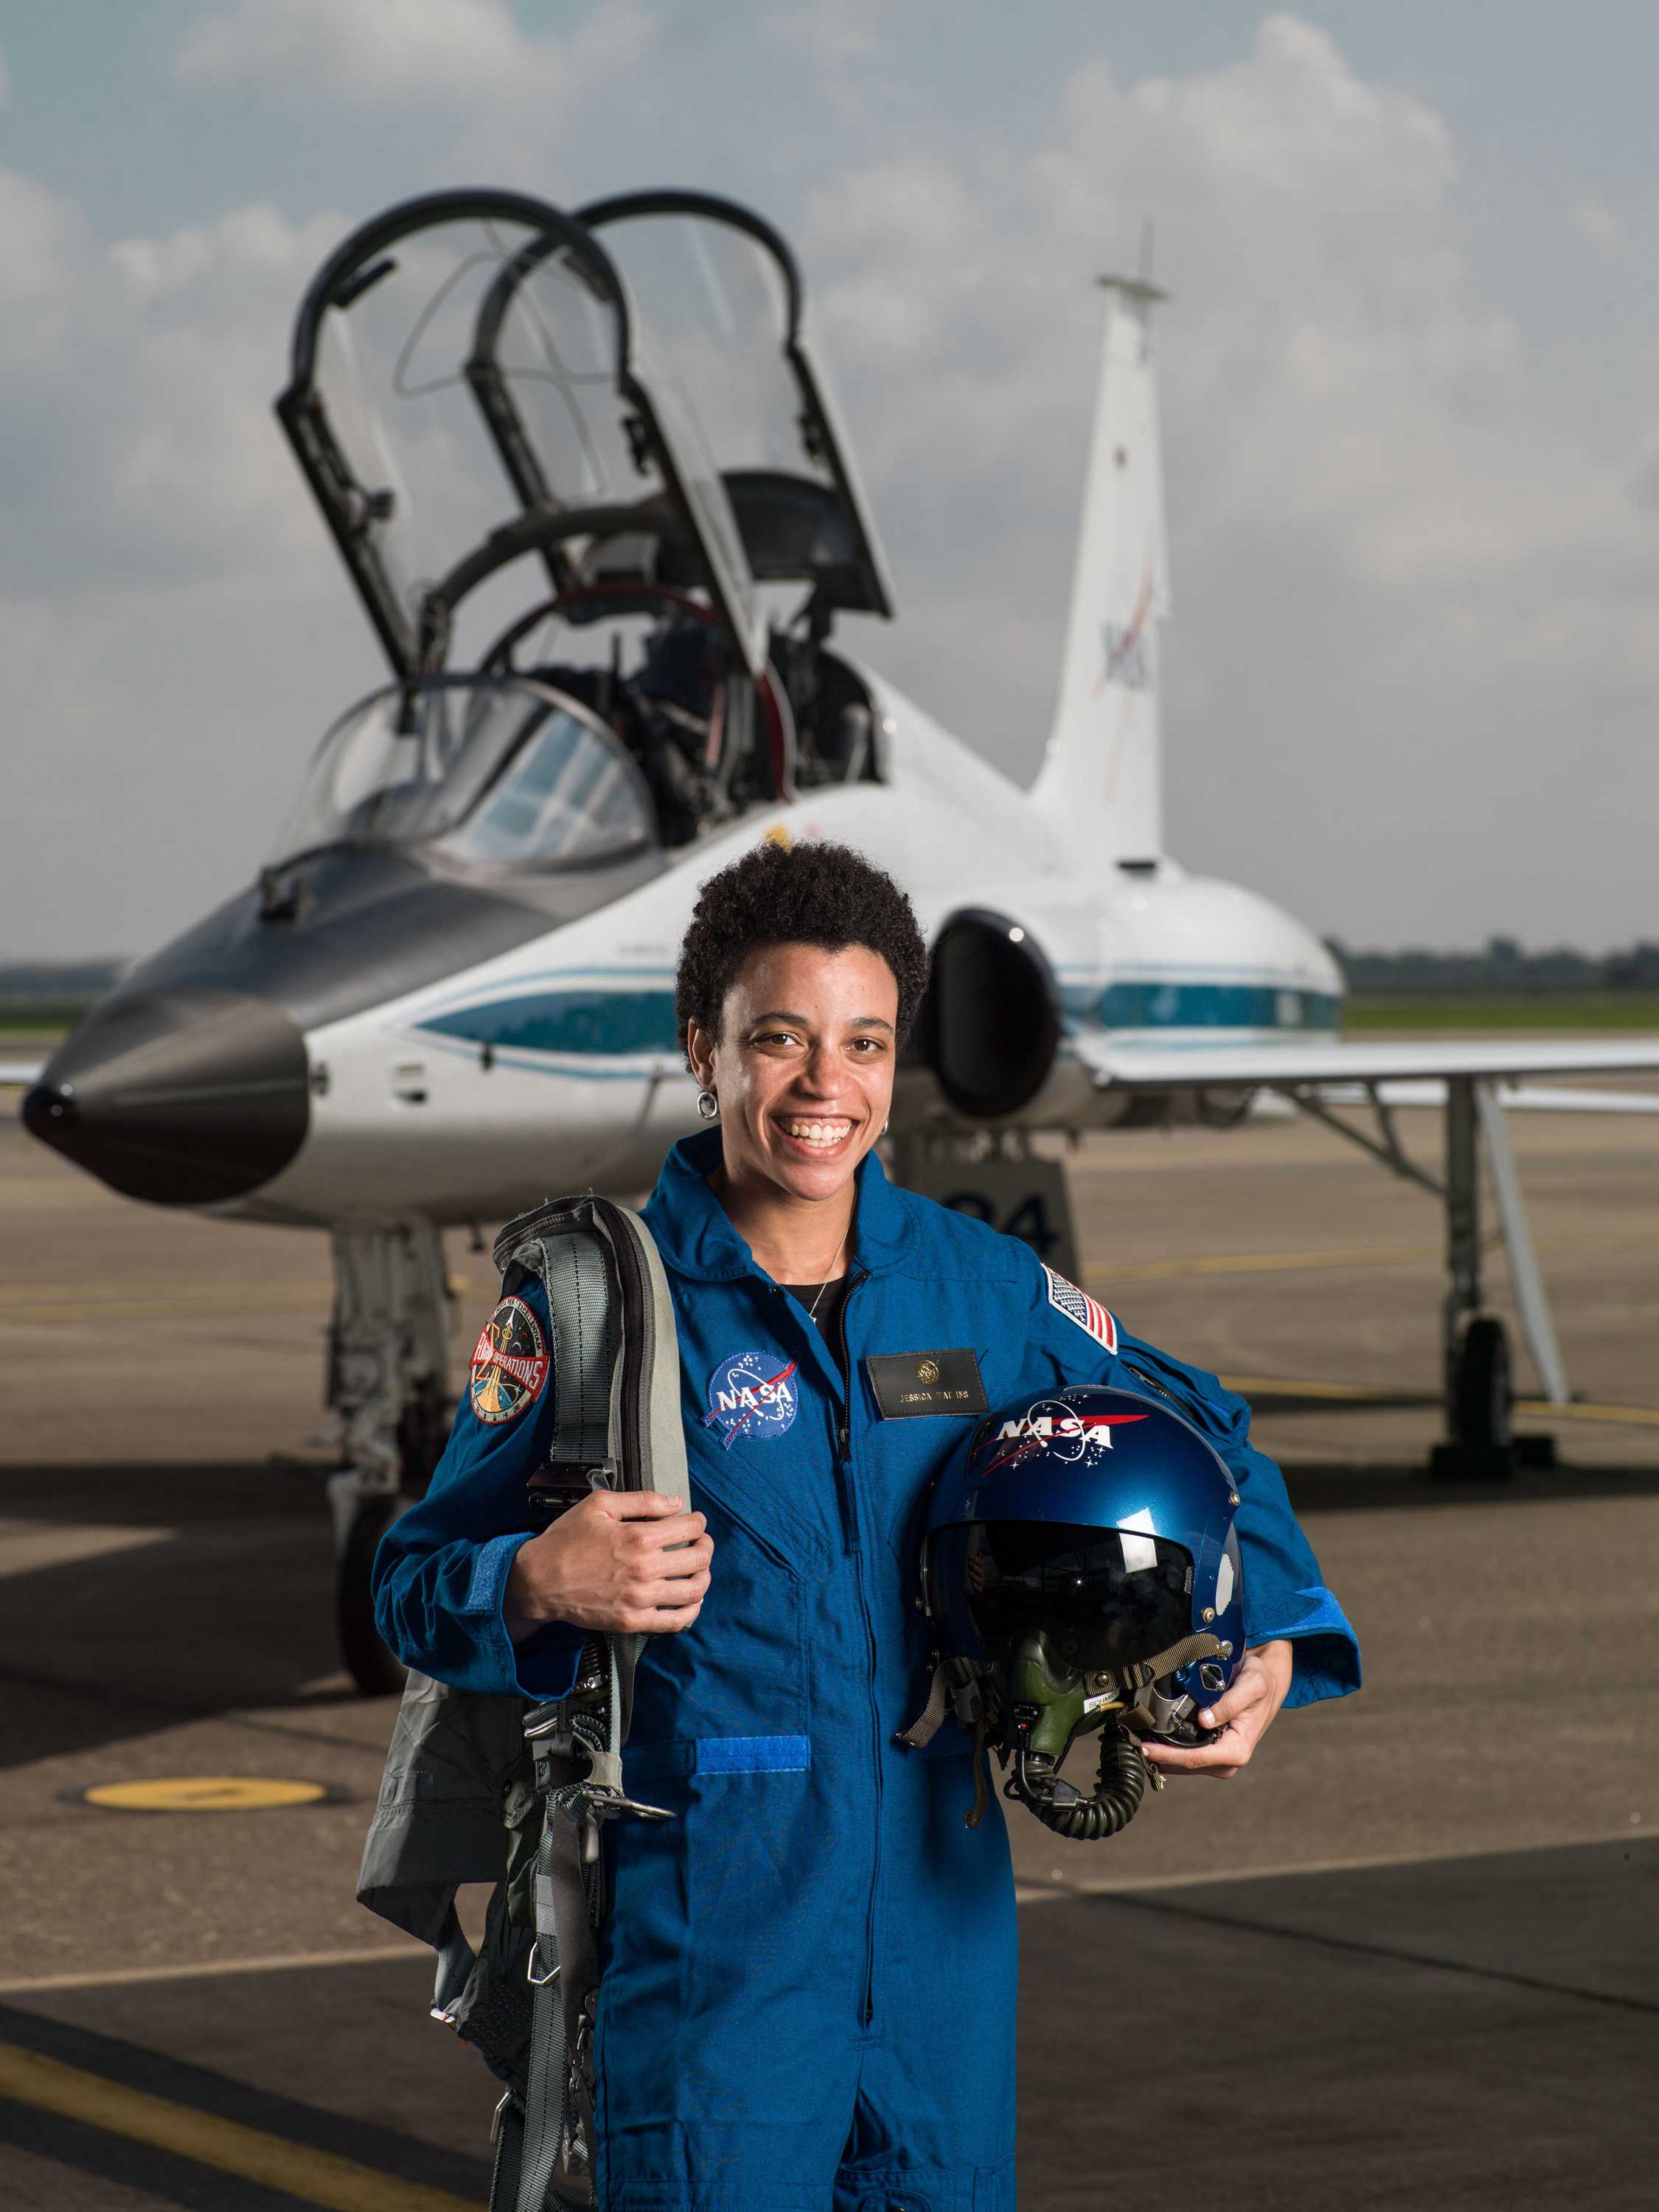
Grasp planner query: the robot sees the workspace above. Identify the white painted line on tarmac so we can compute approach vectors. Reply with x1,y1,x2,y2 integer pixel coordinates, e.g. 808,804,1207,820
0,1942,426,1997
1012,1824,1649,1905
11,1832,1641,1990
0,1520,168,1576
1083,1229,1653,1286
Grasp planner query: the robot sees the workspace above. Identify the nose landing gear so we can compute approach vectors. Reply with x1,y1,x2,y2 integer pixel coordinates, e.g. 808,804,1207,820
325,1222,456,1693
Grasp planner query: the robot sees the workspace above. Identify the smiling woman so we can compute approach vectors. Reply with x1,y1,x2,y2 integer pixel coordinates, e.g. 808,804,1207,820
372,833,1358,2212
675,838,930,1287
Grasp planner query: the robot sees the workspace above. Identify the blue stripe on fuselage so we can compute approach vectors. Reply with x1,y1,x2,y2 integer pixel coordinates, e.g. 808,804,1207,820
1062,982,1341,1032
414,978,1340,1065
419,988,680,1059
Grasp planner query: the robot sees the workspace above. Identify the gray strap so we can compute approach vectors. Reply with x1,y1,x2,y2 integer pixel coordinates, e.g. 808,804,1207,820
897,1658,984,1751
896,1660,952,1749
1108,1630,1224,1695
534,1233,617,1477
490,2096,524,2212
515,1961,568,2212
515,1778,601,2212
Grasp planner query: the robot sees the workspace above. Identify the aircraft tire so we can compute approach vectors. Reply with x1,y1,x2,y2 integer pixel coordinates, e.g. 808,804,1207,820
337,1493,411,1697
396,1383,453,1501
1455,1315,1512,1450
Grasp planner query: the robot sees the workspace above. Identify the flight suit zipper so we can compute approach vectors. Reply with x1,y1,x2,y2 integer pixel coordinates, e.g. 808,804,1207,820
773,1267,881,2034
832,1271,883,2033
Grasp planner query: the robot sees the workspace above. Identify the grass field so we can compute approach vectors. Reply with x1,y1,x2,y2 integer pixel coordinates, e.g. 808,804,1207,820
1343,992,1659,1032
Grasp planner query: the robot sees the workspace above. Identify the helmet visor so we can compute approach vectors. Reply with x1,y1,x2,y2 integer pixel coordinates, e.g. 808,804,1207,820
933,1520,1194,1672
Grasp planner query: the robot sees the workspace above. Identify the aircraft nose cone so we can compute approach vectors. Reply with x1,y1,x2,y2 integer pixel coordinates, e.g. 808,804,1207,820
21,987,310,1206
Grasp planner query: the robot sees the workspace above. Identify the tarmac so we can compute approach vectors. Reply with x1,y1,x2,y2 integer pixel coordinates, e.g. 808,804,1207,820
1,1085,1656,2208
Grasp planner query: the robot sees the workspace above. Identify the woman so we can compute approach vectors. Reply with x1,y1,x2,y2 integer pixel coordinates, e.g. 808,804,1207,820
375,839,1360,2212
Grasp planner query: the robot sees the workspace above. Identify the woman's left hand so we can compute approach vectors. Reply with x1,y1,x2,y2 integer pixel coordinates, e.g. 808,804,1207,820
1138,1638,1293,1780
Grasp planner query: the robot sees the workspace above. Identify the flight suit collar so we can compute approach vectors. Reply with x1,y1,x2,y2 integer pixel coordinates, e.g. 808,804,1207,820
645,1126,915,1284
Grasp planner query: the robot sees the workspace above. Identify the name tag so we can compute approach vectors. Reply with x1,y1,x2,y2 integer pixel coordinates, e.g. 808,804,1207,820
865,1349,989,1419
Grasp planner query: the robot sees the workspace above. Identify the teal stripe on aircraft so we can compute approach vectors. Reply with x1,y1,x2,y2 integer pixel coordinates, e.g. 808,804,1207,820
420,990,680,1058
1065,982,1341,1031
418,978,1339,1064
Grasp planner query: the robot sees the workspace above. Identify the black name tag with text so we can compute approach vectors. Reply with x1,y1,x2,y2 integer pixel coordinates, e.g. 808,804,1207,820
865,1349,989,1419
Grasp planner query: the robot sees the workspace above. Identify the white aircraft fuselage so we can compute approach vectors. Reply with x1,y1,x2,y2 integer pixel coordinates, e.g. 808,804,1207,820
259,672,1339,1225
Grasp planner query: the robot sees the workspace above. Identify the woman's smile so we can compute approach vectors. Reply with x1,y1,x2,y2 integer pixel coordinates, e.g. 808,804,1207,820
772,1112,857,1159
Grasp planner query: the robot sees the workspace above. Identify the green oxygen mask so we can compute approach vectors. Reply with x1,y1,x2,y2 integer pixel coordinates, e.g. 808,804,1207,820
977,1624,1225,1842
995,1629,1150,1840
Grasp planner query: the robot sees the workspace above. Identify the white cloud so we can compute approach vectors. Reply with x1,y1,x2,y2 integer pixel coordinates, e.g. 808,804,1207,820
764,0,888,69
175,0,653,116
178,0,535,99
784,15,1659,945
4,8,1659,956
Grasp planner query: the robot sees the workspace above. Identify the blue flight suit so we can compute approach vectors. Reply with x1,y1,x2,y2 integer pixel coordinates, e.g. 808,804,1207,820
375,1129,1360,2212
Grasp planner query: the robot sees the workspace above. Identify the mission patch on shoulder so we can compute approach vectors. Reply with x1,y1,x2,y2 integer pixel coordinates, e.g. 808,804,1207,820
1042,1265,1117,1353
469,1294,551,1425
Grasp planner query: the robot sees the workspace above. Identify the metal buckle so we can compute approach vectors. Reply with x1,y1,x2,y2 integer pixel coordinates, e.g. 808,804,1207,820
526,1940,561,1988
578,1782,674,1824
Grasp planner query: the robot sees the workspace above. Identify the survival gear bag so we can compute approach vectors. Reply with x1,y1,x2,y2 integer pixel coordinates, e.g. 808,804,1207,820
356,1193,690,2211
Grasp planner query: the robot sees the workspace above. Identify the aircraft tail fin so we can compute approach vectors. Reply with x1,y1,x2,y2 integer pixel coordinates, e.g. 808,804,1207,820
1032,277,1170,860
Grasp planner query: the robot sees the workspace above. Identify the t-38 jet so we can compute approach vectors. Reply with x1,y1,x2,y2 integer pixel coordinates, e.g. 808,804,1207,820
21,188,1659,1687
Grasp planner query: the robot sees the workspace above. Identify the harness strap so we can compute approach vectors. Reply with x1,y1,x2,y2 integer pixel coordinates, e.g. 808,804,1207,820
896,1656,985,1750
895,1660,952,1750
515,1738,604,2212
1107,1630,1225,1696
530,1229,618,1481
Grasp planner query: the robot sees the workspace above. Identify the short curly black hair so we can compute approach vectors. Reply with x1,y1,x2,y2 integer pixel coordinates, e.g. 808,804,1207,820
675,840,929,1060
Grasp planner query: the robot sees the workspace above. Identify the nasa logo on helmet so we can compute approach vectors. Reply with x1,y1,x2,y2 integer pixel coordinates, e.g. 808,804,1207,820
914,1382,1248,1846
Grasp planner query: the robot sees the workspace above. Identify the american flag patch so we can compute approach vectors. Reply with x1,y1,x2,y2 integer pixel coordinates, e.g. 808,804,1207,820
1043,1266,1117,1353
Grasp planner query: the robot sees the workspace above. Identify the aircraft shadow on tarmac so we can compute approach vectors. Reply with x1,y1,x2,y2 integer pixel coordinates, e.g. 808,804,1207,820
1,1450,1658,1772
0,1460,346,1771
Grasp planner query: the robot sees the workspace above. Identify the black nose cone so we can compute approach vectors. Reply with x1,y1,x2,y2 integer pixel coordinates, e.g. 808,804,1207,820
22,987,310,1206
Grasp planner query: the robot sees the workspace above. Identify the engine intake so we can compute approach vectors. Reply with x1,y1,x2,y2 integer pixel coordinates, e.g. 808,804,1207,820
914,908,1060,1119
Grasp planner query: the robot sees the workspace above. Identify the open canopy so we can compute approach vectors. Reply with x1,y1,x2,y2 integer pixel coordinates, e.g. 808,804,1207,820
275,188,767,679
573,191,893,620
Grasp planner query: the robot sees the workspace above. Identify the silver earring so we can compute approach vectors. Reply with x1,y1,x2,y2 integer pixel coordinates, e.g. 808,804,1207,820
697,1089,720,1121
880,1119,889,1136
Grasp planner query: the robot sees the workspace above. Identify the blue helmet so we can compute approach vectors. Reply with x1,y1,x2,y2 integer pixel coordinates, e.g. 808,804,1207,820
911,1384,1245,1840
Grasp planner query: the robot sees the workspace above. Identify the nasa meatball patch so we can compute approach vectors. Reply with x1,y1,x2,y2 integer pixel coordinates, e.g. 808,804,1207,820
1043,1265,1118,1353
704,1351,799,1449
469,1295,550,1425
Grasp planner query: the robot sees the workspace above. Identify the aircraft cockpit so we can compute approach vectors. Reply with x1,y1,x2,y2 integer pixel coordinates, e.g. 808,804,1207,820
274,187,893,865
268,677,657,878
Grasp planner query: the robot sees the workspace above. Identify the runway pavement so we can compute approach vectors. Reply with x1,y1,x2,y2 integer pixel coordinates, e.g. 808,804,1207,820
1,1094,1656,2208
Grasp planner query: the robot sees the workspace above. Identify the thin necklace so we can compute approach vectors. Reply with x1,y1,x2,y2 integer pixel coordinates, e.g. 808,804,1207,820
806,1222,850,1326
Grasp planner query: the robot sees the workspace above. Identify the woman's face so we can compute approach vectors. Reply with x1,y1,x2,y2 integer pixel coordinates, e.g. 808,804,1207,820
686,942,900,1205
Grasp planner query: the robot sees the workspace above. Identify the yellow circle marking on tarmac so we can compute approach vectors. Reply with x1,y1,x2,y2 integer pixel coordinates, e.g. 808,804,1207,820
83,1777,329,1814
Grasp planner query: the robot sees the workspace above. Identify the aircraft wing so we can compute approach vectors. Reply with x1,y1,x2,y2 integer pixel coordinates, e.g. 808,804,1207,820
0,1061,44,1088
1071,1032,1659,1096
1309,1078,1659,1114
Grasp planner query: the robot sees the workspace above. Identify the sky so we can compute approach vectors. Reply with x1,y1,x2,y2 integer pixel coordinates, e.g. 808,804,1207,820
3,0,1658,959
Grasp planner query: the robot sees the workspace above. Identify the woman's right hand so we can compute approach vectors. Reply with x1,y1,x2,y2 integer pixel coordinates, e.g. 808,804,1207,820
505,1490,712,1641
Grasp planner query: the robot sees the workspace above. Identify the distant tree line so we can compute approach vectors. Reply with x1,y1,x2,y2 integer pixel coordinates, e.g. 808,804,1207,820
1324,937,1659,992
7,945,1659,1005
0,959,126,1000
